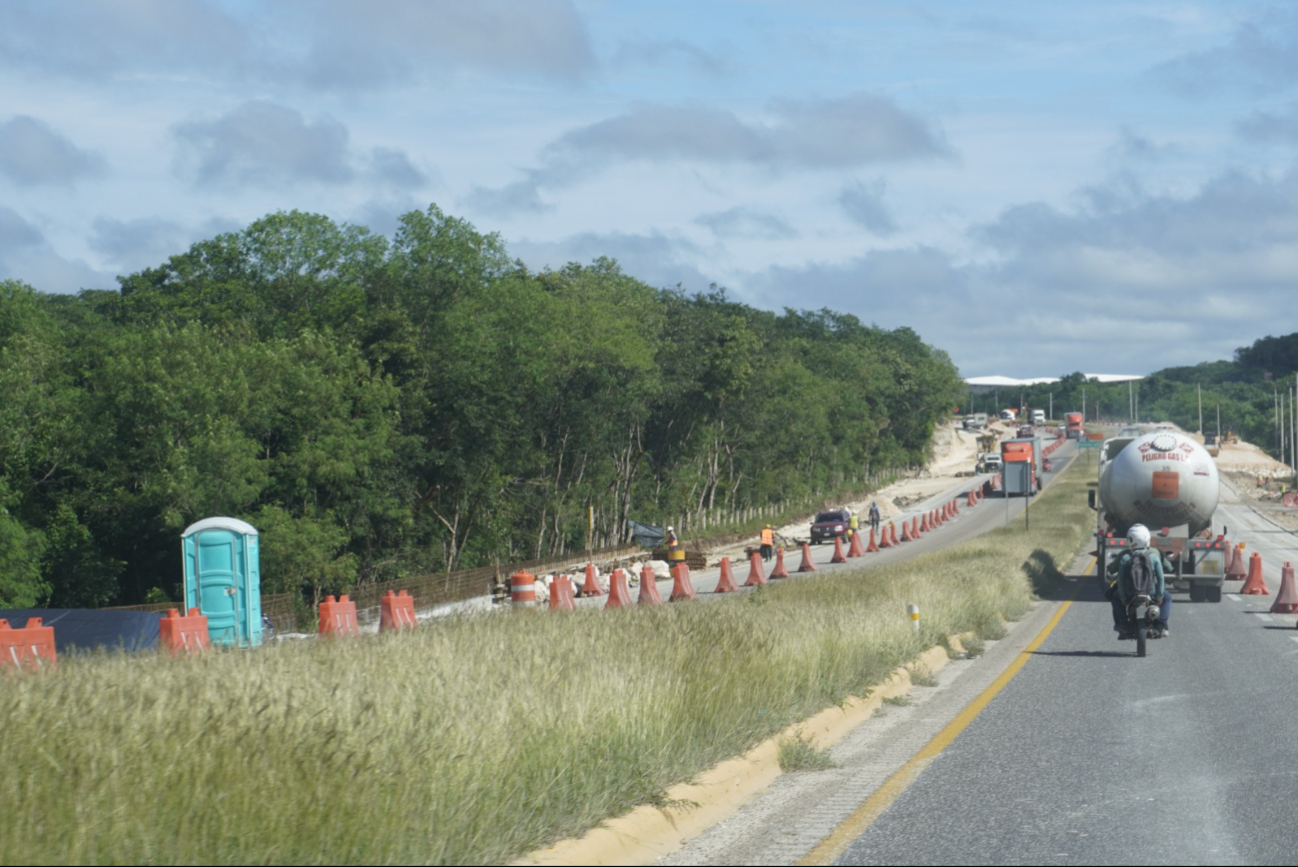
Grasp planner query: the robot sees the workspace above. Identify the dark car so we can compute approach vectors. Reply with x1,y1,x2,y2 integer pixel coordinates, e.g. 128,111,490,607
810,509,851,544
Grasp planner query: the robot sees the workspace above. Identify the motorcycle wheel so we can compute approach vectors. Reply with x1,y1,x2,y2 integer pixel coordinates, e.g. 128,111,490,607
1135,619,1147,657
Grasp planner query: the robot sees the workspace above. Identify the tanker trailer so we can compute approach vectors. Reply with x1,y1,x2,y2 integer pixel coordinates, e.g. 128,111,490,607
1088,429,1228,602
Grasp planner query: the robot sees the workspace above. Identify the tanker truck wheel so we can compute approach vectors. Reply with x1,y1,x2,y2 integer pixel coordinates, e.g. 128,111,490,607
1206,584,1222,603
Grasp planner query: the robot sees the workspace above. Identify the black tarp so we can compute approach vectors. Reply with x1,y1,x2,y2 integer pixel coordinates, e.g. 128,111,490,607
0,609,162,654
628,520,666,548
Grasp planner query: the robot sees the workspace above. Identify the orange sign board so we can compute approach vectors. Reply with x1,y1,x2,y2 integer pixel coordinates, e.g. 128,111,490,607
1152,471,1179,500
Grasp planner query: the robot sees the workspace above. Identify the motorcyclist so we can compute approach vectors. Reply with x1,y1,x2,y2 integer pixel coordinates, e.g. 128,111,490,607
1108,523,1173,639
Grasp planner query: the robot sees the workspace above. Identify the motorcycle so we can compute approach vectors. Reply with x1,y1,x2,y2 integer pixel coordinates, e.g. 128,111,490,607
1124,593,1162,658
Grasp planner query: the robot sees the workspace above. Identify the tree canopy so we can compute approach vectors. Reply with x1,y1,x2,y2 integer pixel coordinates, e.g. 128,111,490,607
0,206,964,607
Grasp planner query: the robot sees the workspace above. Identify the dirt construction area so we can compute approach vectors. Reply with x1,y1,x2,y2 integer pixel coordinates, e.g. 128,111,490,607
1211,437,1298,533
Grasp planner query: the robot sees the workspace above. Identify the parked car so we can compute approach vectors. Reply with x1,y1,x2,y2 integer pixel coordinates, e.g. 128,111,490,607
810,509,851,544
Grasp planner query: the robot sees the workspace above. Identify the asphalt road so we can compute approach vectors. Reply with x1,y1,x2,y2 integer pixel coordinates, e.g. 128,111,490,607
834,473,1298,866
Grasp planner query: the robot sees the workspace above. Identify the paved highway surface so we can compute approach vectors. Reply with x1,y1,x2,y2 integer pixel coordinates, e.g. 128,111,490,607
656,440,1298,867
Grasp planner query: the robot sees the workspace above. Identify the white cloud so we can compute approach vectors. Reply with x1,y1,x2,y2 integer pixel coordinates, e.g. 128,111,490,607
0,116,106,187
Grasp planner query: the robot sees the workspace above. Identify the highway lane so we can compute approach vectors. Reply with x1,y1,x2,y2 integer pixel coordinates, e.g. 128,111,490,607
834,484,1298,865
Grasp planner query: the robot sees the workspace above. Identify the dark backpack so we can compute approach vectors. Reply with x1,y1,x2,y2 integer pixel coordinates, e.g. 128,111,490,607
1128,550,1155,596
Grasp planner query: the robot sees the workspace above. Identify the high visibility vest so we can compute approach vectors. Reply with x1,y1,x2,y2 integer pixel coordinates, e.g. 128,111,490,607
761,528,774,546
849,515,859,530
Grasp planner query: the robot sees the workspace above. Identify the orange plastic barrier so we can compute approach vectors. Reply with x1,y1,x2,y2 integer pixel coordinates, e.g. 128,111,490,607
770,547,790,579
797,542,818,572
669,563,697,601
380,590,417,631
1241,553,1269,595
549,575,576,611
1271,562,1298,613
580,563,605,597
847,530,865,558
865,528,880,553
900,522,912,543
920,513,931,533
0,617,56,671
158,607,210,655
830,536,848,563
715,557,739,593
744,551,768,586
319,594,359,636
1227,545,1246,580
638,566,663,606
606,569,633,609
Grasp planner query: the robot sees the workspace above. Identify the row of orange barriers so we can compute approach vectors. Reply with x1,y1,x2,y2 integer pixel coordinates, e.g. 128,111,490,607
1,590,424,672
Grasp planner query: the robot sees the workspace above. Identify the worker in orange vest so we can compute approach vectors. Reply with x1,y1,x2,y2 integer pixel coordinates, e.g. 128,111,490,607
760,524,775,561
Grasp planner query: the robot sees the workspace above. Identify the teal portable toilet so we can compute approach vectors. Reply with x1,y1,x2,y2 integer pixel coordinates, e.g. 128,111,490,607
181,517,262,648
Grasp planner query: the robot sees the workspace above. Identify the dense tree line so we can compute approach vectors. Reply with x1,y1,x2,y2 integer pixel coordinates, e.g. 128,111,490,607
967,333,1298,459
0,207,963,608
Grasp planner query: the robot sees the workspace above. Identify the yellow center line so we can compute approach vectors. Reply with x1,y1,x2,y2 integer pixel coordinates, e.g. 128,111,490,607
797,558,1094,866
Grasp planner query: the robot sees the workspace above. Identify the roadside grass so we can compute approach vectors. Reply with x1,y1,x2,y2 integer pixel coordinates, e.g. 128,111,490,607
777,735,838,772
0,464,1093,865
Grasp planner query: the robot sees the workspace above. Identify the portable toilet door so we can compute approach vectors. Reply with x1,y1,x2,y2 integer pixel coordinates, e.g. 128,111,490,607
181,517,262,648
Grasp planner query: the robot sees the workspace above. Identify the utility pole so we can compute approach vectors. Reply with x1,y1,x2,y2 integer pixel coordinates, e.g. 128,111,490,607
1198,383,1203,435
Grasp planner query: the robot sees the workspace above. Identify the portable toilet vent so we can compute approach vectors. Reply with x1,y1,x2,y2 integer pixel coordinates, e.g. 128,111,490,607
181,517,262,648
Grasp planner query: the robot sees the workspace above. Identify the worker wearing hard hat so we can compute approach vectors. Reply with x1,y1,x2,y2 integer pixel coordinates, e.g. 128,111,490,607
760,524,775,561
666,526,684,567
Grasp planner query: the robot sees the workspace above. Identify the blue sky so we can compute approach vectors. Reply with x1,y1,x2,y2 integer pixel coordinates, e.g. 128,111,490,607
2,1,1297,378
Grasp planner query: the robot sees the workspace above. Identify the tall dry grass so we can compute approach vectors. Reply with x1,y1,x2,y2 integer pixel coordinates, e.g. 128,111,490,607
0,466,1092,865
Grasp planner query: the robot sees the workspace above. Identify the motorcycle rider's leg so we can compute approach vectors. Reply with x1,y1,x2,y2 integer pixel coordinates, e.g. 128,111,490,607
1157,589,1172,635
1111,595,1133,637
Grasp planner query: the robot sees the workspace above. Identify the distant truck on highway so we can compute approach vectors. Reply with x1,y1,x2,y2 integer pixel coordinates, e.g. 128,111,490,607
1087,429,1228,602
962,412,988,430
1000,409,1017,422
1001,437,1040,496
1030,409,1046,426
1065,412,1084,439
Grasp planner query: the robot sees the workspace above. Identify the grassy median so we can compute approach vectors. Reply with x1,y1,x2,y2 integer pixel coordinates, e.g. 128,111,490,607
0,464,1093,865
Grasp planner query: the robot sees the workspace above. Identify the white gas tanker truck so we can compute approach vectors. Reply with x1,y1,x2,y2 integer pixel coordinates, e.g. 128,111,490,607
1088,428,1230,602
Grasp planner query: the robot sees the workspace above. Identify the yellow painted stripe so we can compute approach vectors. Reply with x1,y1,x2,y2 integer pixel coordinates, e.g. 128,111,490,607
797,559,1094,866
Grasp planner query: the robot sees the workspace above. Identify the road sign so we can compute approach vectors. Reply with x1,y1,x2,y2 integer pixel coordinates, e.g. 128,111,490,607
1078,439,1101,449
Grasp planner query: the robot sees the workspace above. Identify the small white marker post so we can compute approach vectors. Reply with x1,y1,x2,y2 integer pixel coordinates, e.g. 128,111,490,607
907,603,920,633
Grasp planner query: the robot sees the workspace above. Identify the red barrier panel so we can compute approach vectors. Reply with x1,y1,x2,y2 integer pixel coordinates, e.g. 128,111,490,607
319,594,359,636
159,607,210,655
380,590,418,631
0,617,57,671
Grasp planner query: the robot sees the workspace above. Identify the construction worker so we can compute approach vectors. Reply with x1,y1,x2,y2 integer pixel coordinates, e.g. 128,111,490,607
868,502,881,534
848,509,860,541
666,526,684,570
760,524,775,561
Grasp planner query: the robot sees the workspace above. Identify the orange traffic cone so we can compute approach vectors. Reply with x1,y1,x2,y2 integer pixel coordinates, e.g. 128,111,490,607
669,563,697,601
890,523,900,546
830,536,848,563
1227,544,1246,580
606,569,632,609
549,575,576,611
900,521,912,542
878,525,893,549
797,542,818,572
967,490,977,507
848,530,865,558
952,498,960,515
1242,552,1269,595
745,551,768,585
911,517,922,539
770,547,790,579
715,557,740,593
580,563,605,596
638,566,663,606
866,527,880,553
920,513,931,533
1271,562,1298,613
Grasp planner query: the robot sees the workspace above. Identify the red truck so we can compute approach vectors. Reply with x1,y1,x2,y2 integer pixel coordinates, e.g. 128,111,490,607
1001,438,1039,496
1065,412,1084,440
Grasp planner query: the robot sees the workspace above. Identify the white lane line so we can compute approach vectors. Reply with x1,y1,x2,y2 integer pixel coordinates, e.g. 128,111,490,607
1228,594,1242,602
1289,636,1298,645
1254,612,1275,622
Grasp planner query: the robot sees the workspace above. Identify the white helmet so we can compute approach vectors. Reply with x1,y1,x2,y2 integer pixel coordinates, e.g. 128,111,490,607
1127,524,1151,549
667,526,674,532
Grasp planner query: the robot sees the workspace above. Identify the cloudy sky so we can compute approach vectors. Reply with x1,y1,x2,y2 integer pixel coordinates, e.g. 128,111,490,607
2,1,1297,378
